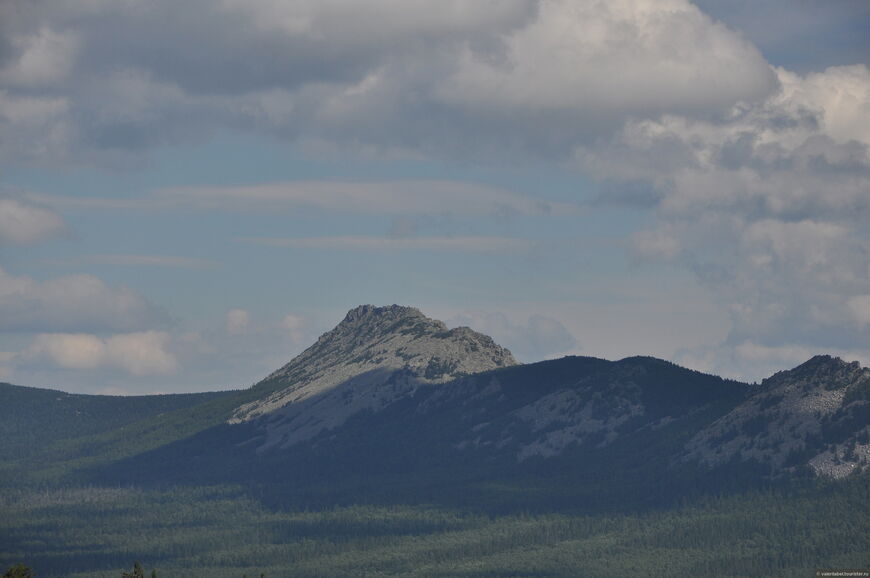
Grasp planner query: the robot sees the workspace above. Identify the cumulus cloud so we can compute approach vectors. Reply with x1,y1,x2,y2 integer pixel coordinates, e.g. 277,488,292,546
449,310,578,362
0,198,66,245
23,331,177,376
0,266,168,332
585,64,870,376
0,0,778,165
239,235,532,252
1,300,320,393
442,0,774,114
155,179,574,215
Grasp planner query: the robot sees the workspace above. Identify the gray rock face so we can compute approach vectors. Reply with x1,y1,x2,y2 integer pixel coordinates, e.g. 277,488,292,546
228,305,517,451
685,355,870,478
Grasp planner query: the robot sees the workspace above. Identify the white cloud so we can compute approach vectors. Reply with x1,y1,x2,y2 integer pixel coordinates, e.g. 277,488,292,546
0,266,167,332
73,254,219,268
0,0,779,165
25,333,105,370
582,64,870,357
219,0,534,41
156,180,575,216
0,198,66,245
0,27,79,88
225,308,250,335
104,331,177,375
442,0,775,114
28,179,579,219
777,65,870,145
239,235,532,252
24,331,177,376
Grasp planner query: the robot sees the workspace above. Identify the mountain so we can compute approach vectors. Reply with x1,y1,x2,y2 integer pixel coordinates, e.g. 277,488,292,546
685,355,870,478
6,305,868,490
229,304,516,450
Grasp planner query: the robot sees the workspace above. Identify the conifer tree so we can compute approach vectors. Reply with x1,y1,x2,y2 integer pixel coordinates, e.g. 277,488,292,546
121,561,145,578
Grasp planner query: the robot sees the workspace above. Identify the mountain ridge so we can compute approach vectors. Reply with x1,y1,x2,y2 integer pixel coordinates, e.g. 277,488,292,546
685,352,870,478
2,305,868,488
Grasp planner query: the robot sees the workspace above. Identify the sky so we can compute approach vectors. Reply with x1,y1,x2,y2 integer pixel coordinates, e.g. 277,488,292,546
0,0,868,395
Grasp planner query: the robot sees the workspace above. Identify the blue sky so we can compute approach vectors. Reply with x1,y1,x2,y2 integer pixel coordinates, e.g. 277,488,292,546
1,0,868,394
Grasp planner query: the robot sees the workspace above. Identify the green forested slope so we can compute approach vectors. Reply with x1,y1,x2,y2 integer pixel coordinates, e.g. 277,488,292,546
1,476,867,578
0,383,234,463
0,377,297,485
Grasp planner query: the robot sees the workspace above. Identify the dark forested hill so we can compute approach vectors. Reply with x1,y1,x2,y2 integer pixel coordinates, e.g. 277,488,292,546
0,382,233,463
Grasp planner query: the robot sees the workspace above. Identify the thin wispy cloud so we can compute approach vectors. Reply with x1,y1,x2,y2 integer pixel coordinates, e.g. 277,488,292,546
58,254,220,269
23,192,170,211
26,180,580,217
238,236,533,252
158,180,578,216
0,198,67,245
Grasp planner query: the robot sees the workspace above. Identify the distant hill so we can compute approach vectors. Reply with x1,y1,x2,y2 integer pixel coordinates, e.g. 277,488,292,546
0,383,233,463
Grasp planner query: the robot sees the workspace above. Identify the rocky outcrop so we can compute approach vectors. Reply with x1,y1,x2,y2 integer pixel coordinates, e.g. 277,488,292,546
684,355,870,478
228,305,516,450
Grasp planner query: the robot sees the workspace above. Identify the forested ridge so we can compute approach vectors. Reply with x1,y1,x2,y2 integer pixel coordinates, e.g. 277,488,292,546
2,477,868,577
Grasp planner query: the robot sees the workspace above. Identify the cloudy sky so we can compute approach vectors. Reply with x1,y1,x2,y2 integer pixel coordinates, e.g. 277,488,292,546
1,0,868,394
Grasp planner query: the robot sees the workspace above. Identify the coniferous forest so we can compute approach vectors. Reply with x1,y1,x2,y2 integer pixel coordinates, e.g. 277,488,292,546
2,472,869,576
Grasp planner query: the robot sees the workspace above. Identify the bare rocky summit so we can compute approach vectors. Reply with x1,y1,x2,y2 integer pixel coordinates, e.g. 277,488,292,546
229,305,516,450
685,355,870,478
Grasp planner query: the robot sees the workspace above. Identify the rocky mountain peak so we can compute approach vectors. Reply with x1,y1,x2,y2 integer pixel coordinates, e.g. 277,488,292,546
228,305,516,448
325,304,447,345
686,355,870,478
265,305,513,383
341,304,430,326
761,355,868,391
